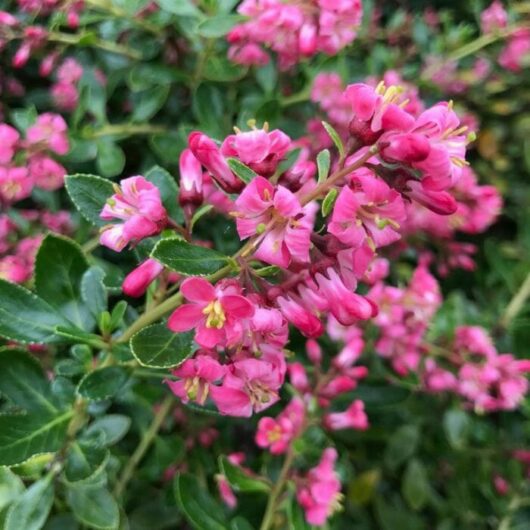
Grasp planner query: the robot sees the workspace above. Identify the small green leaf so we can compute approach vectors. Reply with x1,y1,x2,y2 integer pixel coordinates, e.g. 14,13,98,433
203,56,247,82
0,411,72,466
230,517,254,530
219,456,270,493
174,474,227,530
190,204,214,231
10,106,38,133
151,239,230,276
402,459,429,511
5,475,54,530
66,486,119,530
110,301,128,331
64,441,109,484
65,174,115,227
322,121,345,159
226,158,258,184
96,141,125,178
0,280,72,344
130,324,194,368
35,235,92,330
316,149,331,184
54,327,106,348
84,415,131,447
144,165,183,223
321,188,338,217
77,367,129,401
197,15,245,38
155,0,201,16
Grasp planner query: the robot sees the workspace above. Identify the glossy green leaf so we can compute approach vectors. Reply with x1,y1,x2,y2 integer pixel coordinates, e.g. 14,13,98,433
155,0,201,16
81,267,107,319
97,141,125,178
174,474,227,530
67,486,119,530
443,410,470,449
76,367,129,401
65,174,115,227
64,440,109,484
0,348,60,415
151,239,230,276
219,456,270,493
321,188,338,217
35,235,92,330
384,425,419,471
322,121,345,159
0,280,72,344
197,15,245,38
0,411,72,466
84,415,131,447
227,158,258,184
402,459,429,510
130,324,194,368
0,468,25,511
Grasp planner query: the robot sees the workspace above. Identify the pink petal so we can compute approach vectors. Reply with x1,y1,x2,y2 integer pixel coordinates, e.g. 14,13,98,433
221,295,254,318
195,324,225,349
181,277,216,303
168,304,204,332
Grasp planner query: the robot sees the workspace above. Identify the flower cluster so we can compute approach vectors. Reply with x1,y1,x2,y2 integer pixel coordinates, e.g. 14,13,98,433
50,57,84,111
0,113,69,204
227,0,362,70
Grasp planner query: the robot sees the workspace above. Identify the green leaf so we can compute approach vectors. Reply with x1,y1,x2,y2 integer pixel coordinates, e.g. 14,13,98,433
203,56,247,82
67,486,119,530
97,141,125,178
0,348,60,415
131,86,169,122
190,204,214,231
197,15,245,38
226,158,258,184
174,474,227,530
81,267,107,319
5,475,54,530
35,235,92,330
65,174,115,227
322,121,345,159
230,517,254,530
130,324,194,368
402,459,429,510
11,106,38,132
0,411,72,466
0,280,72,344
77,367,129,401
384,425,419,471
54,327,106,348
316,149,331,184
0,468,25,511
84,415,131,447
144,165,183,223
64,440,109,484
321,188,338,217
443,410,470,449
151,239,230,276
219,456,270,493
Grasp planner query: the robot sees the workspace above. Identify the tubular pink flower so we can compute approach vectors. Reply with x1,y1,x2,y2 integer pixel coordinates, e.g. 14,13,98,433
277,296,324,338
122,259,164,298
179,148,204,207
0,124,20,164
324,399,369,431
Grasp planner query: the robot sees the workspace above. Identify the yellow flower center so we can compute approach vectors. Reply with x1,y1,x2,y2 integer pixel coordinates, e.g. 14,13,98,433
203,299,226,329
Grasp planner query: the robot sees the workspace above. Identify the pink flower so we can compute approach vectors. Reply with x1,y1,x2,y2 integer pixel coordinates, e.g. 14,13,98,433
51,82,79,111
122,258,164,297
296,448,342,526
328,172,406,250
255,398,305,454
188,132,244,193
324,399,369,431
221,126,291,178
315,268,377,325
57,57,83,84
179,148,203,207
168,277,254,349
0,255,32,283
28,155,66,191
99,176,167,251
499,29,530,72
216,475,237,508
26,113,69,155
0,167,32,203
234,176,312,268
481,1,508,34
493,474,510,496
0,124,20,164
167,355,226,405
210,357,284,417
277,296,324,338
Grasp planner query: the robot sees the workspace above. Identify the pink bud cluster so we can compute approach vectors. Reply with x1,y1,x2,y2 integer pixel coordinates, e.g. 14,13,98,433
0,113,69,205
50,57,84,111
16,0,84,28
227,0,362,70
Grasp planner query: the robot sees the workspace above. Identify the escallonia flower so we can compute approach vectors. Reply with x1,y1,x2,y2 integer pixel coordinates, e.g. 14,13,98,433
233,176,313,268
168,277,254,349
99,176,167,252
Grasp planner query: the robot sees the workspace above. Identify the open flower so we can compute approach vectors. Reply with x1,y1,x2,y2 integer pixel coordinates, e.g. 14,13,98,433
168,277,254,349
233,176,312,268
